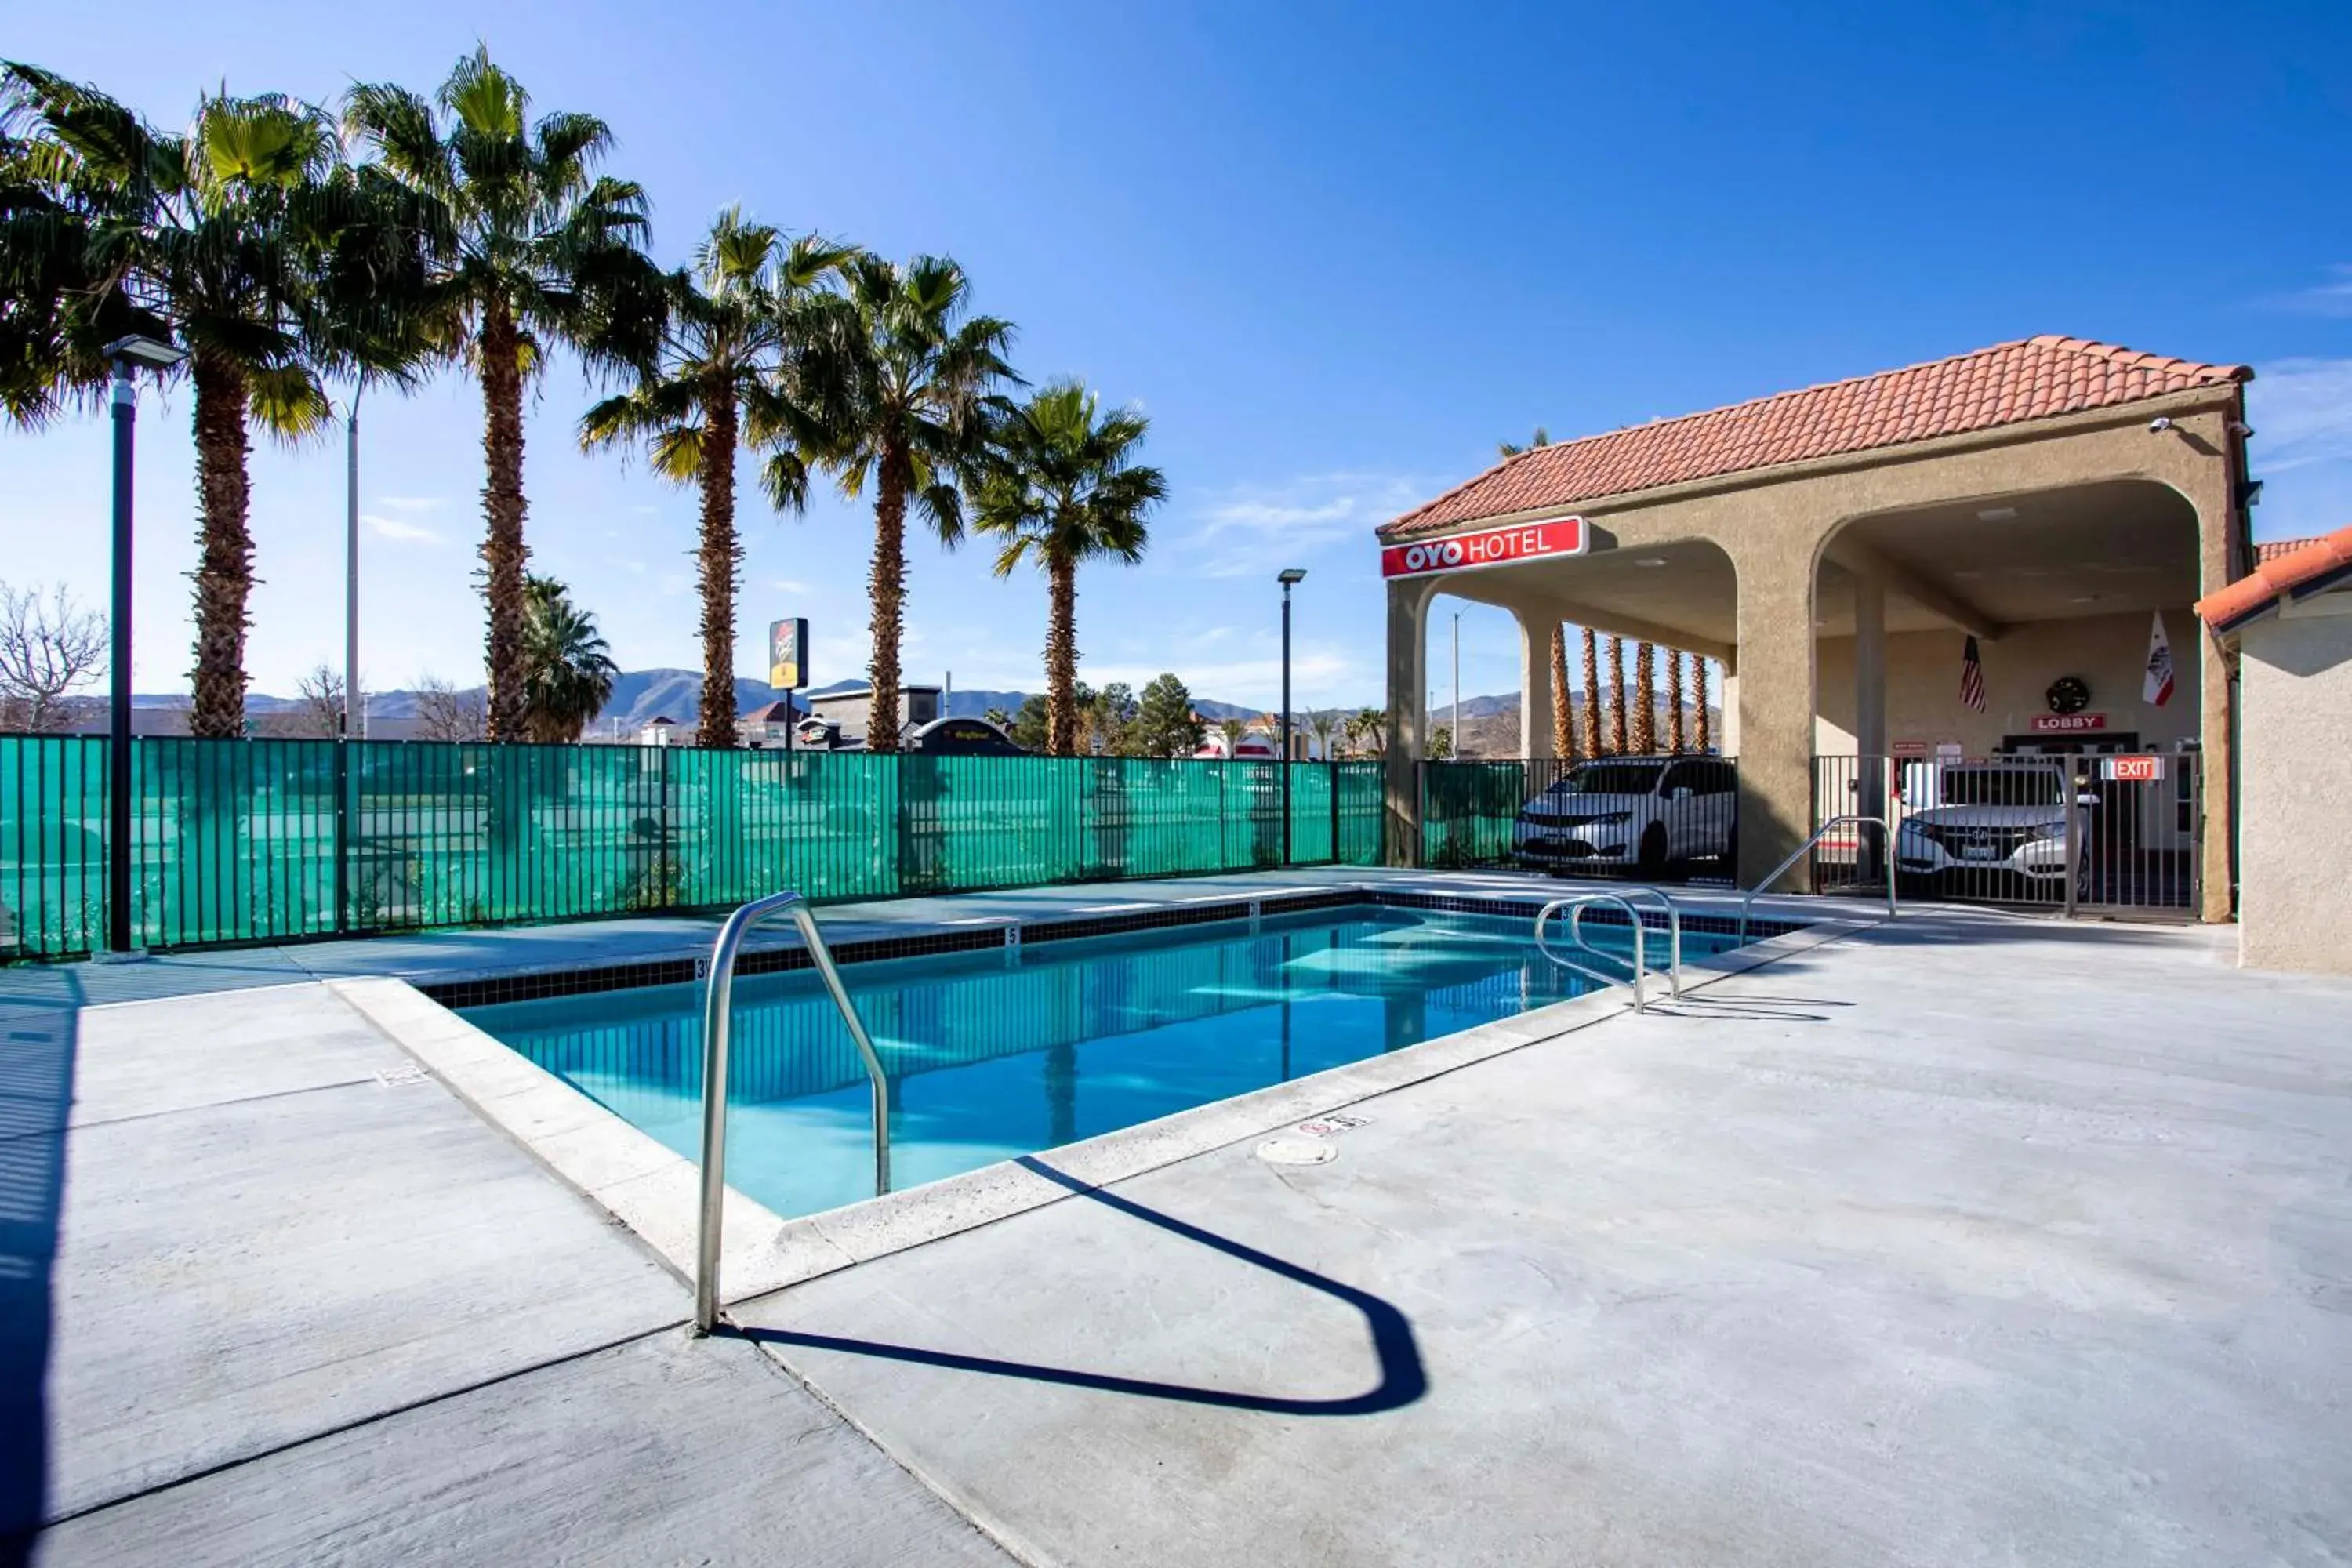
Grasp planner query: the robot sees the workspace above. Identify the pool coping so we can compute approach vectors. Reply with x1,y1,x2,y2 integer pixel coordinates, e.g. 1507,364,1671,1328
334,891,1872,1308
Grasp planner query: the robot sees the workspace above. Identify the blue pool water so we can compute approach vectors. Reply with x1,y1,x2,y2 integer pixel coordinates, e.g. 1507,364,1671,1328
463,903,1751,1220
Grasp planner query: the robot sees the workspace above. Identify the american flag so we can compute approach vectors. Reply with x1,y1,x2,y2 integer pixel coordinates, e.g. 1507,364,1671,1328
1958,636,1987,713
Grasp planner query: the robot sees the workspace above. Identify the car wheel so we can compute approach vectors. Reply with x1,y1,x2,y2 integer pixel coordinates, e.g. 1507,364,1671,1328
1638,823,1668,878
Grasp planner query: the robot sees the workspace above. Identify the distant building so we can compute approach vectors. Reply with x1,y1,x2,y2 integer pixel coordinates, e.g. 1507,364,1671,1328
802,684,942,750
639,715,682,747
741,699,805,748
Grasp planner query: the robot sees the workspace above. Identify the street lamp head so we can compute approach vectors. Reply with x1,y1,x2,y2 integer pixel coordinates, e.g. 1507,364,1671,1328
104,335,187,371
1276,568,1308,586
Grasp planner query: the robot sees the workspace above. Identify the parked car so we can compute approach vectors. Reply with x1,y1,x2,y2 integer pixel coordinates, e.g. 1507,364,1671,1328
1893,760,2084,891
1513,755,1737,877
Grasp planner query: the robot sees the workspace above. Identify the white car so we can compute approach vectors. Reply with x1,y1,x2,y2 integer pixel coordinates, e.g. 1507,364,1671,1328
1894,762,2082,888
1513,756,1737,878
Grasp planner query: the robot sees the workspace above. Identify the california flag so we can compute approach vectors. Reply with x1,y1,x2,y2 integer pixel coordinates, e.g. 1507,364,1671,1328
2143,612,2175,707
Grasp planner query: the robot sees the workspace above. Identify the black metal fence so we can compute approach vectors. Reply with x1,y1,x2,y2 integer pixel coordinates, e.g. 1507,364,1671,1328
1813,751,2203,914
1421,755,1739,881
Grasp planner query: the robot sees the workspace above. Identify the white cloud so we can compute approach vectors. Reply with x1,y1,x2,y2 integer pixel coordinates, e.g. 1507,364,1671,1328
1181,472,1425,579
771,578,812,594
2248,358,2352,473
375,495,444,512
361,513,441,544
2263,266,2352,318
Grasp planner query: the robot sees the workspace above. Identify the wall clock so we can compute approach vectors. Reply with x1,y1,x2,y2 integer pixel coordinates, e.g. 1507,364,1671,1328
2046,676,2091,715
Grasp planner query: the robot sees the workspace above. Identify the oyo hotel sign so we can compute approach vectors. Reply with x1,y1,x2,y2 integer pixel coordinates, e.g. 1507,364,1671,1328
1381,516,1588,579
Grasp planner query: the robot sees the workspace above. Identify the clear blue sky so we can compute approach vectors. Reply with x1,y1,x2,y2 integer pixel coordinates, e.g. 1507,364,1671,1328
5,1,2350,711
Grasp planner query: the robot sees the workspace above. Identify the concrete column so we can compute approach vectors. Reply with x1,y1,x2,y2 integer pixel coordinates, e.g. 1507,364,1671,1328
2171,422,2242,924
1517,609,1556,762
1732,544,1820,891
1852,572,1888,879
1383,578,1433,866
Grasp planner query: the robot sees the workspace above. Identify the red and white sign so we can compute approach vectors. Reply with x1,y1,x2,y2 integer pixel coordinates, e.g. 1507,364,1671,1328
1381,517,1588,579
1891,740,1929,759
2103,754,2165,782
2031,712,2108,734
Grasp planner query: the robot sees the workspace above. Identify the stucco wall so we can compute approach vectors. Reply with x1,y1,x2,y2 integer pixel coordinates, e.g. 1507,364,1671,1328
2237,597,2352,975
1813,610,2201,757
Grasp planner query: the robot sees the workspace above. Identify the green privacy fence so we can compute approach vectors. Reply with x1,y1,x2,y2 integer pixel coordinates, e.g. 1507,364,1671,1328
0,735,1386,960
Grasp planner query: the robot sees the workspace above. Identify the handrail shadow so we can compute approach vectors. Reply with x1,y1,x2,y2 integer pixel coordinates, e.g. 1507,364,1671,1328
730,1155,1427,1417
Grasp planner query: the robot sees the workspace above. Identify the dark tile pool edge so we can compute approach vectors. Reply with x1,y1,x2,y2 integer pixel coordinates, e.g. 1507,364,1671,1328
419,886,1802,1010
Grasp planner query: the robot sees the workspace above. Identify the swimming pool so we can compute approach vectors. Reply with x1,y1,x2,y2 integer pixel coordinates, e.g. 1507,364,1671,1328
462,902,1755,1220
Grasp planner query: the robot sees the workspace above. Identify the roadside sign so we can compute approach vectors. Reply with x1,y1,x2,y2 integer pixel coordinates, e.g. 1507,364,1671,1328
1381,517,1587,579
768,618,809,690
2103,754,2165,782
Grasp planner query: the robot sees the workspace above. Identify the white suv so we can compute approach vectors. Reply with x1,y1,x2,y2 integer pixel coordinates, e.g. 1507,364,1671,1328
1894,761,2080,889
1514,756,1737,878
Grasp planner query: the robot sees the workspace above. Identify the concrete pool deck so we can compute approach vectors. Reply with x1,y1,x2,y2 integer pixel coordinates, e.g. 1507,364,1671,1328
7,870,2352,1563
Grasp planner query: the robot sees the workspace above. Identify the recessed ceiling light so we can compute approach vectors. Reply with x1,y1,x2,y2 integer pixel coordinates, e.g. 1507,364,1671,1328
1977,506,2019,521
2069,593,2103,604
1632,557,1668,568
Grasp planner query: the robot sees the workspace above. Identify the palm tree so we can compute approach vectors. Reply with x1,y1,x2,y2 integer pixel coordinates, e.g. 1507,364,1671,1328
1606,636,1628,754
779,253,1014,752
1306,709,1341,761
1497,427,1551,459
969,381,1163,756
1549,623,1573,760
1631,642,1657,753
1346,706,1385,759
580,208,851,750
1665,645,1686,753
3,67,361,736
1691,653,1713,753
1216,716,1247,757
1578,628,1601,758
518,575,616,742
346,49,664,742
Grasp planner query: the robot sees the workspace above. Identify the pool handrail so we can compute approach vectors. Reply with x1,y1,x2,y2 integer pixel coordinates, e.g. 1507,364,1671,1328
694,890,889,1335
1737,814,1896,943
1534,893,1652,1013
1566,885,1683,1000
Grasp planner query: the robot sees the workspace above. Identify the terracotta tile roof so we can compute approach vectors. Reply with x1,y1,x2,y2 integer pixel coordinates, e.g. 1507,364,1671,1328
2256,537,2324,564
1381,336,2252,541
2198,524,2352,633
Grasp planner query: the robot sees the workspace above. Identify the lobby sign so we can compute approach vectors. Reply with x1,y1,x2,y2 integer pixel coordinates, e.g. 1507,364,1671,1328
2030,712,2107,735
1381,516,1588,580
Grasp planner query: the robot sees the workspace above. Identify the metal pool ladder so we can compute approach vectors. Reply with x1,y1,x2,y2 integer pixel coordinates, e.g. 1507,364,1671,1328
1534,891,1676,1011
1736,814,1897,943
695,890,891,1334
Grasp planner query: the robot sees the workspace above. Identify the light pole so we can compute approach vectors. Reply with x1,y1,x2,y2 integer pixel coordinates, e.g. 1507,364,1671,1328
1450,608,1462,759
102,334,187,956
1278,568,1307,866
343,385,363,738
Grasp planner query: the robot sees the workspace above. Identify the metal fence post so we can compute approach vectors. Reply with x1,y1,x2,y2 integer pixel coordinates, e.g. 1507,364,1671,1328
333,739,350,934
2063,768,2082,920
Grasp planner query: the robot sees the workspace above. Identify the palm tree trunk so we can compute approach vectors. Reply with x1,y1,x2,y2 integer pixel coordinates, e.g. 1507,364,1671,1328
479,299,530,742
696,383,741,751
1631,642,1657,753
1606,636,1628,755
1665,645,1686,753
1044,550,1079,756
1578,628,1600,758
187,354,253,739
1548,623,1573,760
866,438,910,753
1692,654,1713,753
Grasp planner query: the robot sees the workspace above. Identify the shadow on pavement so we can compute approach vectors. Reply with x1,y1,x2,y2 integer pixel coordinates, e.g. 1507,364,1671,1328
737,1155,1426,1417
0,969,82,1566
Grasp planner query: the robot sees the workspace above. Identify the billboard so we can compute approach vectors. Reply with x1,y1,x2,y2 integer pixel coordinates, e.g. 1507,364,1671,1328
768,618,809,691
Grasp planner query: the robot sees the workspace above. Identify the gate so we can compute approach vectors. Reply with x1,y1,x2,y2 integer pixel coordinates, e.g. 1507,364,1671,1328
1421,755,1739,882
1813,751,2203,917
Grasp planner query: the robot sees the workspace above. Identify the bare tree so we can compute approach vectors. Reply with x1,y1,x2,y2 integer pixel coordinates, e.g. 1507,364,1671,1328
413,675,487,742
296,665,345,736
0,583,109,734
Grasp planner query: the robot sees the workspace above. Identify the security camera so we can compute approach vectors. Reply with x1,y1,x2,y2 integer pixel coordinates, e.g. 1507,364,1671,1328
2227,420,2254,437
2147,416,2174,434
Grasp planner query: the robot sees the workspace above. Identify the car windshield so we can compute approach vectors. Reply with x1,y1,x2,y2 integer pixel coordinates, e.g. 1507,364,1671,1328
1552,763,1664,797
1938,768,2060,806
